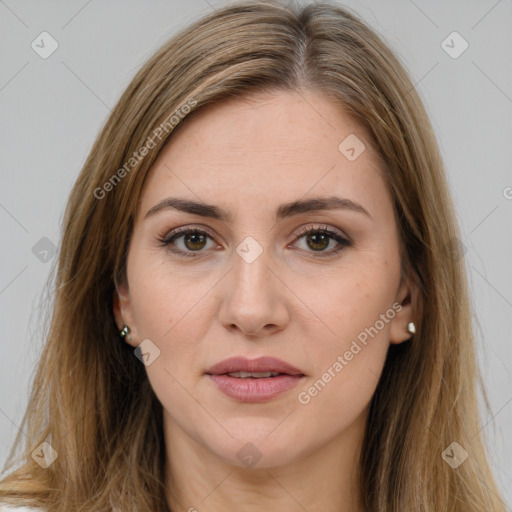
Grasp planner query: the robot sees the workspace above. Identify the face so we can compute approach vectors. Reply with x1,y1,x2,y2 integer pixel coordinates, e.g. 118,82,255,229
114,89,415,469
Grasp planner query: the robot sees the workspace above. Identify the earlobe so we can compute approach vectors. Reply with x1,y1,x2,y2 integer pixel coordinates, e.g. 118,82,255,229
113,280,128,331
389,274,418,345
113,279,138,347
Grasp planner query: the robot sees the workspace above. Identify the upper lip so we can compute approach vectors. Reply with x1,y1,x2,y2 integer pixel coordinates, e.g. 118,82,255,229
205,356,305,376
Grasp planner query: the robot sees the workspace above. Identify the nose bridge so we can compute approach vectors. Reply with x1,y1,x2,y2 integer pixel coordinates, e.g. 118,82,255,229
217,234,289,335
231,237,275,303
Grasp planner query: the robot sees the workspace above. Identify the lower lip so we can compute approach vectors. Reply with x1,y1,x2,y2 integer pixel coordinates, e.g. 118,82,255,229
207,374,304,402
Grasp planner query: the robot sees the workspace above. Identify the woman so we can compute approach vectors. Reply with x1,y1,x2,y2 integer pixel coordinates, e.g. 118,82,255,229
0,1,506,510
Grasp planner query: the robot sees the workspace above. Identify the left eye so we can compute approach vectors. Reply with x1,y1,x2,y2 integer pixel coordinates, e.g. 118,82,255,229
159,225,351,258
292,226,351,257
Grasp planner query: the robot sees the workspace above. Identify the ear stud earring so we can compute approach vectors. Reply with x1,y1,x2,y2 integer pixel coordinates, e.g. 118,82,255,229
407,322,416,335
120,325,131,341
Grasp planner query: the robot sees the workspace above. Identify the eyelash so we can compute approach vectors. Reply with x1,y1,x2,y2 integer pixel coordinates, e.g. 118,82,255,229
158,224,352,259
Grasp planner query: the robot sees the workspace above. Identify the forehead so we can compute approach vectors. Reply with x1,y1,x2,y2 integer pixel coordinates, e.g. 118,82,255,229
138,89,387,218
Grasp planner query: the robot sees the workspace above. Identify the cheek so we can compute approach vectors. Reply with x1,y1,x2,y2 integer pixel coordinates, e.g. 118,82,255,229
292,252,399,405
127,258,213,420
127,252,221,388
293,273,395,435
128,251,206,337
297,253,399,345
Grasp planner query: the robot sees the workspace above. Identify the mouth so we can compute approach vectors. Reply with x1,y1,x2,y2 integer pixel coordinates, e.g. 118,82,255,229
222,370,287,378
205,356,305,403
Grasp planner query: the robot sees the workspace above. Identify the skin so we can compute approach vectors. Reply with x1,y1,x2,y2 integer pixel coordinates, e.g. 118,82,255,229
114,89,417,512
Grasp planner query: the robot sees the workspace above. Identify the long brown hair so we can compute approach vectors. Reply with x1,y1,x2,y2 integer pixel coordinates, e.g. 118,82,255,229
0,1,505,510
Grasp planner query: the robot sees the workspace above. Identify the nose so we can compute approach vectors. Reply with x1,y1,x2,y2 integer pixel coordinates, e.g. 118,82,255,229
217,247,290,338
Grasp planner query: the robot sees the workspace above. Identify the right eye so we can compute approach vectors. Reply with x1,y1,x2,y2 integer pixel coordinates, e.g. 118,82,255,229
159,226,219,258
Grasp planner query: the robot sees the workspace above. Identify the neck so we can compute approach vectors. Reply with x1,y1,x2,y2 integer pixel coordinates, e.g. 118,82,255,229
163,409,367,512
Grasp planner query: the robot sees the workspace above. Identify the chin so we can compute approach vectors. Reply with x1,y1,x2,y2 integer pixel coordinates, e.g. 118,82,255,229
205,426,307,470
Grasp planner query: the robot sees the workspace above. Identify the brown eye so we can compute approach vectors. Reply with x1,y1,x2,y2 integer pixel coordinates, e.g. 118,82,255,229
159,228,217,257
182,232,208,251
305,232,330,251
293,225,352,257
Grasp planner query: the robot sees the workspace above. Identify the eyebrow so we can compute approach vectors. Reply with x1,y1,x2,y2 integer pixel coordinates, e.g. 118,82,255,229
145,195,372,222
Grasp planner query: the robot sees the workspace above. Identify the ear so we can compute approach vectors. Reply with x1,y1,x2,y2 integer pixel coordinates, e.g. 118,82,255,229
113,277,139,348
389,273,418,345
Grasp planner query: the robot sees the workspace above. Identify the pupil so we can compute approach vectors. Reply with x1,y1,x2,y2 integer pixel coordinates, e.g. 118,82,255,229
185,233,206,250
307,233,329,251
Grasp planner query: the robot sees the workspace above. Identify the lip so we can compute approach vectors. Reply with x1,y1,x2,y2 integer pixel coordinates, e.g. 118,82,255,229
205,356,305,403
206,356,304,376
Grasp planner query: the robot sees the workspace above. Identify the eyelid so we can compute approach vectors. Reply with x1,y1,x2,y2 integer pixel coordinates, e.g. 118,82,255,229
166,224,217,238
160,223,350,242
293,223,351,243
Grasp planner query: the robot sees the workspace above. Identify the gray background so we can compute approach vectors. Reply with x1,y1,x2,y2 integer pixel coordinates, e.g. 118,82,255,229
1,0,511,507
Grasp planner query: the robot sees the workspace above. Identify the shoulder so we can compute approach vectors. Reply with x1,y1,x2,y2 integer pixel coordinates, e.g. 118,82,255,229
0,504,45,511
